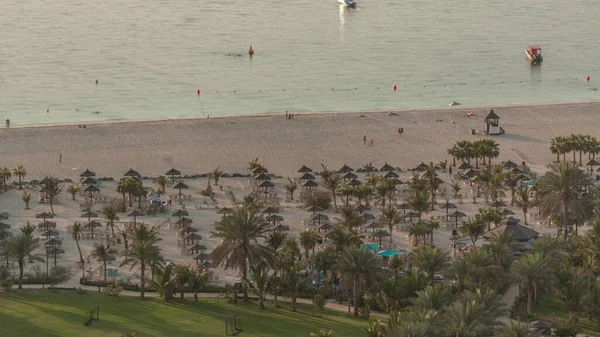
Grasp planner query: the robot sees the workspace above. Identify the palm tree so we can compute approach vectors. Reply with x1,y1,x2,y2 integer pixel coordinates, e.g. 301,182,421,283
497,322,539,337
512,252,554,316
281,261,309,312
451,179,462,198
447,144,459,167
375,179,395,208
13,166,27,190
20,222,36,237
156,175,167,195
0,167,12,191
328,225,363,252
426,217,440,244
323,175,342,211
91,242,117,282
249,262,271,309
188,266,211,302
536,163,594,238
460,216,486,246
503,173,521,206
444,289,506,336
410,246,449,281
248,158,261,171
21,191,32,209
133,182,146,209
478,207,502,231
117,225,132,261
174,264,191,299
4,234,44,289
412,285,453,312
266,231,287,308
42,177,61,214
102,205,119,238
353,185,371,206
335,204,364,229
335,247,383,316
299,230,319,261
407,188,429,221
146,263,177,303
212,167,223,186
68,222,86,278
381,205,402,243
340,186,354,206
67,184,80,200
121,223,161,298
210,206,275,301
585,278,600,332
285,178,298,200
514,186,532,226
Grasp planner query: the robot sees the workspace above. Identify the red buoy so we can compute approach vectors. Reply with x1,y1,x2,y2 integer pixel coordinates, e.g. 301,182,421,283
197,89,201,95
587,76,591,81
393,85,397,91
95,79,98,84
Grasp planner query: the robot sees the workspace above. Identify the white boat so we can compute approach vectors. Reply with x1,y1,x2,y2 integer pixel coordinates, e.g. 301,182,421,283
338,0,356,7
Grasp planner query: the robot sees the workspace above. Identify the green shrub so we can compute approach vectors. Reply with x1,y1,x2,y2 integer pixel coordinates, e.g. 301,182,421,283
300,191,332,209
105,282,123,296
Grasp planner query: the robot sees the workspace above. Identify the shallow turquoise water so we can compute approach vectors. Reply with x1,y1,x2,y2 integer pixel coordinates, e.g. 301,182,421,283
0,0,599,125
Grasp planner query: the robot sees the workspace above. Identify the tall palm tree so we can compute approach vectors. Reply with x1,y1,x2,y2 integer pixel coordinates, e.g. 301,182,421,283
266,231,287,308
285,178,298,200
340,186,354,206
188,266,211,302
13,165,27,190
514,186,532,226
512,252,554,316
536,163,595,238
413,285,453,312
121,223,161,298
335,247,383,316
174,264,192,299
67,184,80,200
20,222,36,237
102,205,119,238
375,179,396,208
444,289,506,336
323,175,342,211
503,173,521,206
550,137,562,163
299,230,319,261
497,322,539,337
146,263,177,303
410,246,449,281
91,242,117,282
585,278,600,332
381,205,402,244
460,216,486,246
249,262,271,309
426,217,440,244
212,167,223,186
210,206,275,301
41,177,61,214
21,191,32,209
0,167,12,191
447,144,459,167
156,175,167,195
407,189,429,221
68,222,86,278
328,225,363,252
335,205,364,229
4,234,44,289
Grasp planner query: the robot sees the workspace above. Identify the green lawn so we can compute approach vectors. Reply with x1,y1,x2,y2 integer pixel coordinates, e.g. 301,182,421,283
513,293,599,336
0,290,368,337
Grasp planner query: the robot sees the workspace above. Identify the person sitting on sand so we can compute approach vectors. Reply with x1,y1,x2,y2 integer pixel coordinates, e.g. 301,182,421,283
466,111,473,117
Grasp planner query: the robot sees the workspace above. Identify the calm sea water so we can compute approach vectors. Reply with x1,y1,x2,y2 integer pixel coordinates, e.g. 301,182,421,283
1,0,599,125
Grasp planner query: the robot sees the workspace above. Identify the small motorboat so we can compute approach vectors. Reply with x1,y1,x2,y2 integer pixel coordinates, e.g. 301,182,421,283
338,0,356,7
526,45,543,63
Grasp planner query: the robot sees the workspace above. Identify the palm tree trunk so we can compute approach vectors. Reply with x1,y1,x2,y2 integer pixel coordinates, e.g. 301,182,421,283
194,290,198,302
332,193,338,211
430,231,434,244
353,276,359,316
18,260,24,289
556,153,560,163
18,176,22,190
242,260,248,301
103,259,107,282
389,225,393,244
138,196,142,209
259,294,265,309
140,263,146,299
452,157,456,166
128,193,133,207
76,240,85,278
50,199,55,214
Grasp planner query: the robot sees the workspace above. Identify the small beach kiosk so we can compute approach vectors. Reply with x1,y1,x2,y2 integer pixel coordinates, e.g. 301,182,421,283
484,110,505,135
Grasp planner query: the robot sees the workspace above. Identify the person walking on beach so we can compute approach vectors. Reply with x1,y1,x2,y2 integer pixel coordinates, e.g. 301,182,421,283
286,111,288,120
5,119,9,128
59,153,62,163
363,135,366,145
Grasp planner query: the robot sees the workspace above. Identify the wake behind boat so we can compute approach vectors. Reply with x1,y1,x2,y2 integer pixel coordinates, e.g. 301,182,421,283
338,0,357,8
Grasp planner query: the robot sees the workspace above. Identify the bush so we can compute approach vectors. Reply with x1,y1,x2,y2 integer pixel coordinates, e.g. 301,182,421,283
105,282,123,296
313,293,326,311
0,266,13,291
554,323,581,337
300,191,332,209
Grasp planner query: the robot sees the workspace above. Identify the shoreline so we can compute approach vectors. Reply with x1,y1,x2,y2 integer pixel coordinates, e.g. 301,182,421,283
7,99,600,129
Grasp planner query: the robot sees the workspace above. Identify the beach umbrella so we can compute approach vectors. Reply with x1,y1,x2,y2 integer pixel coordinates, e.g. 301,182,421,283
183,233,203,244
255,173,271,181
312,213,329,225
303,180,318,189
40,229,59,238
147,191,161,203
0,229,11,240
587,159,600,168
306,205,323,215
252,166,268,175
463,169,476,178
380,163,395,172
0,222,10,230
46,246,65,268
343,172,358,180
193,253,210,263
348,178,362,186
384,171,399,179
448,211,467,227
172,209,189,218
273,224,290,232
338,164,354,173
300,173,315,181
174,217,193,228
403,211,420,223
84,221,103,238
80,169,96,178
415,162,429,171
489,200,507,209
188,243,208,254
356,204,368,213
501,208,516,218
458,162,472,170
318,223,333,232
502,160,518,169
166,167,182,181
173,181,189,200
81,177,98,185
262,207,279,216
372,229,390,247
35,212,54,221
298,165,313,173
198,261,212,270
44,237,62,248
440,202,457,220
37,221,57,231
258,181,274,189
363,213,376,220
397,202,408,213
179,226,198,237
365,221,384,232
124,168,141,178
81,210,99,223
83,184,100,204
217,207,233,215
128,210,144,225
265,214,284,224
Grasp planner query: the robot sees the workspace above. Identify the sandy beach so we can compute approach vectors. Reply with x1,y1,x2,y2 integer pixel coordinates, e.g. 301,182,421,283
0,101,596,287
